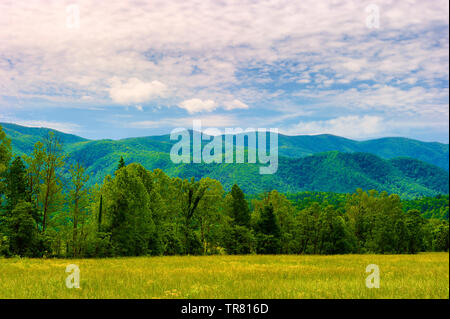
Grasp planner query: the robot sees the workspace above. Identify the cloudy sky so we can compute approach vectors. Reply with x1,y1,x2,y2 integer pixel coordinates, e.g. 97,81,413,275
0,0,448,142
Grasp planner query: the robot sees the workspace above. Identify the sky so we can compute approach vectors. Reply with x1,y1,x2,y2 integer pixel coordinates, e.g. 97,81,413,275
0,0,448,142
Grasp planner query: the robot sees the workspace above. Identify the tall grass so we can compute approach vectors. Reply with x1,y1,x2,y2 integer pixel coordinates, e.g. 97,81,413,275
0,253,448,299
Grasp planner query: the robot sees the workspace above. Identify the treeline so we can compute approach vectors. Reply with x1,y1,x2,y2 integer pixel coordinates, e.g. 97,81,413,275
0,125,448,258
285,192,449,220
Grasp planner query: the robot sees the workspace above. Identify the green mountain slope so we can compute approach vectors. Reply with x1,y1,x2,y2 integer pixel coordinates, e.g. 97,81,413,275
73,148,448,198
3,122,448,170
277,134,449,170
1,122,89,155
1,123,448,198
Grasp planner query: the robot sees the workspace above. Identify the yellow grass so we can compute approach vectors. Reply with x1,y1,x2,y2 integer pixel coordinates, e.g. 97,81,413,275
0,253,448,299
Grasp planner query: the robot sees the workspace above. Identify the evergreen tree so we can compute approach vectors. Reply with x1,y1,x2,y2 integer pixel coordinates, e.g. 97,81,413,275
5,156,29,211
258,202,281,237
117,156,126,172
223,184,254,254
255,202,281,254
229,184,251,227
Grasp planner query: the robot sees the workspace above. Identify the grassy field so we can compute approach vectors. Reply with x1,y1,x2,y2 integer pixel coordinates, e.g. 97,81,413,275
0,253,448,299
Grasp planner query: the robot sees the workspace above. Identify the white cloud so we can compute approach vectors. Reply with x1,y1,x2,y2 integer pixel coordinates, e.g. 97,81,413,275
1,0,447,106
293,85,449,115
178,99,217,113
108,78,167,105
129,114,239,129
223,99,249,110
283,115,384,139
338,58,368,73
0,0,448,140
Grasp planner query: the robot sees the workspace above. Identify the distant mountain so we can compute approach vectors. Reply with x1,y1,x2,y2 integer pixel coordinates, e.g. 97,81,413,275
277,134,449,171
2,123,448,170
1,122,448,198
1,122,88,155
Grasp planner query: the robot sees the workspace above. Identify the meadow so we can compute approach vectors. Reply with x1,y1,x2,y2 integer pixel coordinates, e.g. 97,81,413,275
0,252,448,299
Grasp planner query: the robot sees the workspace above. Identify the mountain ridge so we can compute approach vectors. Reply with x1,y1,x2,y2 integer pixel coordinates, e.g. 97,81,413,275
1,122,448,199
2,122,448,170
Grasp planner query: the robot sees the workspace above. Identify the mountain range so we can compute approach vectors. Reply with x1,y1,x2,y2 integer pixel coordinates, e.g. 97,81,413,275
1,122,449,198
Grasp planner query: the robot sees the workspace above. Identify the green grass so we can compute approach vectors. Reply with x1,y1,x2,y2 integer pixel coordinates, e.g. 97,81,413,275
0,253,448,299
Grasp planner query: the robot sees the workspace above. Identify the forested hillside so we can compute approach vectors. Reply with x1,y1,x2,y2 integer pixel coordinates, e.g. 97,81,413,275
0,124,448,258
1,123,449,198
2,123,448,170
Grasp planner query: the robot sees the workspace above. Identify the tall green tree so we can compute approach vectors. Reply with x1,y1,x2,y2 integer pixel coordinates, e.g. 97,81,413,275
24,141,45,211
223,184,254,254
103,163,158,256
98,194,103,232
0,124,12,205
405,209,425,254
116,156,126,172
5,156,29,211
294,202,321,254
40,133,65,232
69,162,90,257
255,202,281,254
196,178,224,255
317,205,353,254
8,201,39,257
432,221,449,251
179,177,208,254
228,184,251,227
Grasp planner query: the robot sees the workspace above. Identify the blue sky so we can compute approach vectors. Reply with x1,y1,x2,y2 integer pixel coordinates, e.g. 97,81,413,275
0,0,448,142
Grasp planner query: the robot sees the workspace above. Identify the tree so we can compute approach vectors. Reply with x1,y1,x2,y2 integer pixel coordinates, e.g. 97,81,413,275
255,202,281,254
0,124,12,205
98,194,103,232
69,162,90,257
346,189,370,253
405,209,425,254
223,184,253,254
179,177,208,254
228,184,251,227
40,133,65,232
116,156,126,172
8,201,38,257
103,163,158,256
317,206,353,254
266,190,296,253
433,221,449,251
196,178,224,254
294,202,321,254
24,141,45,210
150,169,184,255
5,156,29,211
369,193,405,254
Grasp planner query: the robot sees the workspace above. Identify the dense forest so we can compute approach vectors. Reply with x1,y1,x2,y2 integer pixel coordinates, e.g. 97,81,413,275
0,125,448,258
